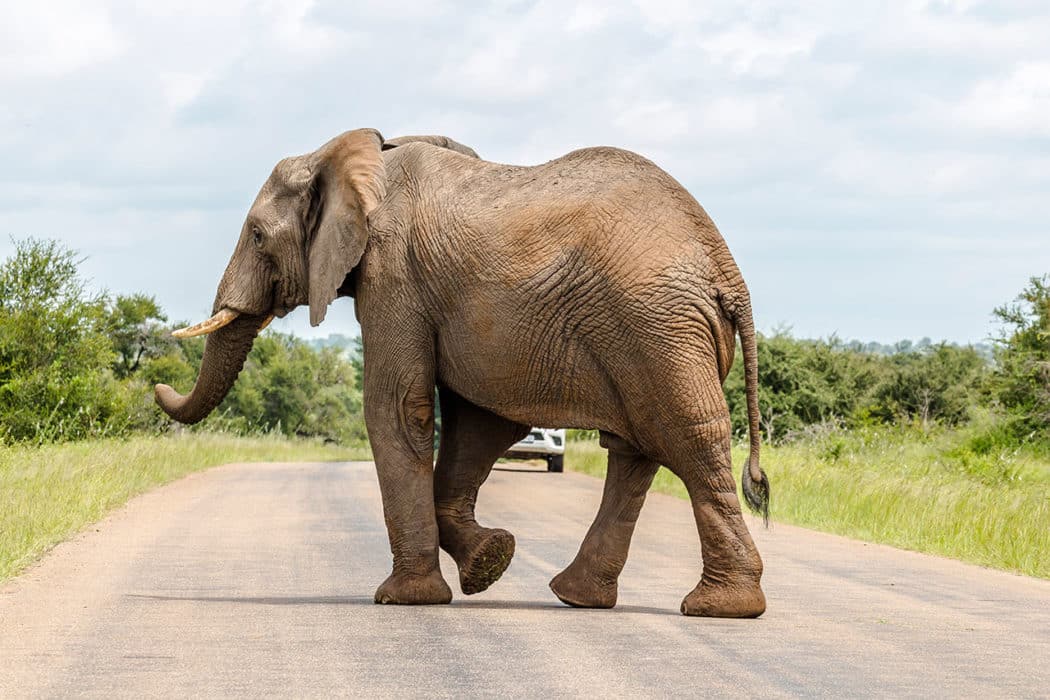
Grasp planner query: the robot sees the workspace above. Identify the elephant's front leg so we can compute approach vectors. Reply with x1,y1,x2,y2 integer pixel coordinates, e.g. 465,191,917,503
366,357,452,606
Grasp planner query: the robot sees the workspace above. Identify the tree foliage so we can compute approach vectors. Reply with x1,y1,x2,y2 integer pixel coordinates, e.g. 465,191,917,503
725,330,989,443
870,344,986,429
0,238,366,445
992,275,1050,440
0,239,123,442
105,293,172,378
725,331,868,441
213,334,366,443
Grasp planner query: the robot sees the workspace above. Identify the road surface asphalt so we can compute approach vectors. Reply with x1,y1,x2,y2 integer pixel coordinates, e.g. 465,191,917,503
1,460,1048,698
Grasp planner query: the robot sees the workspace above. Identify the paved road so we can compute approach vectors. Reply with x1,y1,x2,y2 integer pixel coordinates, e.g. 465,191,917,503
1,461,1048,698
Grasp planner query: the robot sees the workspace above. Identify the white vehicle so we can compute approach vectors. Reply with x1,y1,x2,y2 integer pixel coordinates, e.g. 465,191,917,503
505,428,566,472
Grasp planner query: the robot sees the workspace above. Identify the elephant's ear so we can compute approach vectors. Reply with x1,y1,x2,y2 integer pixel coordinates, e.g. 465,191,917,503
307,128,386,326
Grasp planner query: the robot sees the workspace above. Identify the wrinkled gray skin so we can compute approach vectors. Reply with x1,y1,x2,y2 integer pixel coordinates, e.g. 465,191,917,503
155,129,770,618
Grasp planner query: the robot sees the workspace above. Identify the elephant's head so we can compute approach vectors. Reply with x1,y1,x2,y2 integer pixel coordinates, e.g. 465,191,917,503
154,128,387,424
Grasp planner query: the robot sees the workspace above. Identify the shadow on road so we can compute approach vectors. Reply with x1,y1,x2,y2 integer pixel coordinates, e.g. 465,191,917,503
126,594,374,606
125,593,676,616
454,599,677,617
491,462,558,473
491,467,551,473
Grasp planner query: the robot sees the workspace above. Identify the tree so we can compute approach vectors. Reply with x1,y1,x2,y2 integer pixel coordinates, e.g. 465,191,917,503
992,275,1050,440
105,293,172,378
348,335,364,399
870,345,987,429
722,329,990,440
215,333,365,443
0,239,122,443
724,330,882,442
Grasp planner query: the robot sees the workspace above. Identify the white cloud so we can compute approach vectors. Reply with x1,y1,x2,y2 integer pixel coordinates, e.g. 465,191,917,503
160,71,213,112
433,36,551,102
696,21,819,78
565,3,612,33
956,61,1050,135
613,101,691,143
267,0,349,58
0,4,126,79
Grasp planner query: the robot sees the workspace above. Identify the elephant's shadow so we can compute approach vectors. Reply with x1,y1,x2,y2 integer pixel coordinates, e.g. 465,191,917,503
125,593,676,616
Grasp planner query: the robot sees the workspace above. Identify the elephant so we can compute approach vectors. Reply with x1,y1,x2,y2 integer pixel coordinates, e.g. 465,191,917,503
155,129,770,618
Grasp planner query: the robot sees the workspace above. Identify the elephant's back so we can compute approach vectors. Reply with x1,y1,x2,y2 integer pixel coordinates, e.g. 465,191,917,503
460,146,699,211
412,142,745,340
407,142,728,255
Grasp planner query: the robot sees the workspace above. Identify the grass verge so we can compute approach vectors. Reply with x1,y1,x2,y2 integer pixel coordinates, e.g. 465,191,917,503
0,433,370,581
566,426,1049,579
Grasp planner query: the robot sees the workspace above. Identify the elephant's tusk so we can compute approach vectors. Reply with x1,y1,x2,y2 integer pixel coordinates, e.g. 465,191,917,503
172,308,240,339
258,315,274,332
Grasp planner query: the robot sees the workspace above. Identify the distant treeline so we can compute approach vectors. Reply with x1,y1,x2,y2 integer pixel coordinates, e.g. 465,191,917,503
838,336,994,361
1,238,1047,449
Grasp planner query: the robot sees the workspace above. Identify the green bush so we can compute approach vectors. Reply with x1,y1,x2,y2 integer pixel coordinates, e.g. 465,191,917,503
869,344,987,429
105,293,174,379
0,239,126,443
724,331,863,442
992,275,1050,442
724,330,991,443
0,238,367,445
198,334,366,443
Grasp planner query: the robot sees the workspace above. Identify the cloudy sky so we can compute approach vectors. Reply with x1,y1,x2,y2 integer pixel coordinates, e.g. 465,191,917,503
1,1,1047,343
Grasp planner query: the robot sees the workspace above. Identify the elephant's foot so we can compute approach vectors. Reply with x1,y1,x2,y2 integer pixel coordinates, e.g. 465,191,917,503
374,569,453,606
438,513,517,595
549,563,617,609
457,527,515,595
680,577,765,618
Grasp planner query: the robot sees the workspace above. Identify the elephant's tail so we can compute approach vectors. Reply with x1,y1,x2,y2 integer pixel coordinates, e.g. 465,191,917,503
735,301,770,525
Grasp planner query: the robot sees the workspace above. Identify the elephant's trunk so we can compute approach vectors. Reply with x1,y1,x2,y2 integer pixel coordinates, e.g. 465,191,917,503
154,313,264,424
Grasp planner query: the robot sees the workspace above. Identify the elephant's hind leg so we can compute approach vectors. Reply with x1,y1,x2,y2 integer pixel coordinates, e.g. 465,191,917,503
550,432,658,608
664,415,765,618
434,387,529,595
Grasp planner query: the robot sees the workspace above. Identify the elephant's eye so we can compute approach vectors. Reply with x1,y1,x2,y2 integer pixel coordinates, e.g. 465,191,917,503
252,228,264,247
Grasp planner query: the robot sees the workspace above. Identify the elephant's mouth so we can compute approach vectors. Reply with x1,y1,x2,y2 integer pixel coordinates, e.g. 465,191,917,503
172,308,274,338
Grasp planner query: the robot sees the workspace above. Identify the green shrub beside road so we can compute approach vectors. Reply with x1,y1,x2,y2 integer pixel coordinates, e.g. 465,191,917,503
0,239,367,446
0,434,370,581
0,240,125,443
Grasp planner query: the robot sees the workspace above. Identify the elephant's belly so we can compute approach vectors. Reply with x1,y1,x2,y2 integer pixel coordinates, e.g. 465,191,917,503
436,333,629,434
